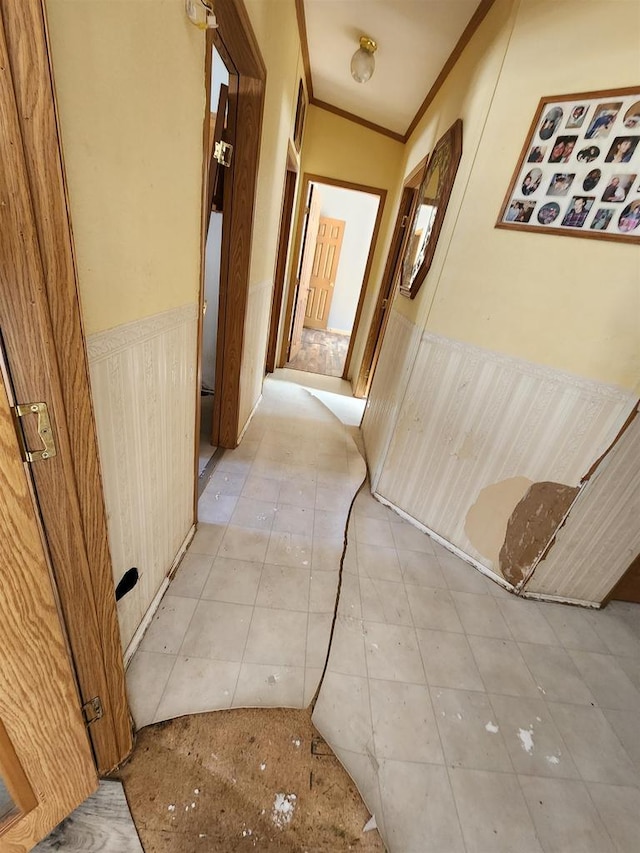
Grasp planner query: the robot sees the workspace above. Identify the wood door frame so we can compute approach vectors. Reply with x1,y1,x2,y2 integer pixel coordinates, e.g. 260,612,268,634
279,173,387,381
353,156,428,398
265,144,299,374
1,0,131,775
197,0,266,458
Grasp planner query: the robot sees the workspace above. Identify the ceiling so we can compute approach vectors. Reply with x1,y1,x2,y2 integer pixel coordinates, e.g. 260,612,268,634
301,0,486,139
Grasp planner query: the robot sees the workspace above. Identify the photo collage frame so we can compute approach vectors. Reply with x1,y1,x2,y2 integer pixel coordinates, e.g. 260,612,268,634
497,88,640,242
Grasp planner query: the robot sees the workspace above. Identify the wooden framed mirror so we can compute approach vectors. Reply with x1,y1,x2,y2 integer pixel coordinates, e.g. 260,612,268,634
399,119,463,298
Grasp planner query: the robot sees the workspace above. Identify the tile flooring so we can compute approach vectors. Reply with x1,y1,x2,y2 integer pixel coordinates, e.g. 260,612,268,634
127,371,640,852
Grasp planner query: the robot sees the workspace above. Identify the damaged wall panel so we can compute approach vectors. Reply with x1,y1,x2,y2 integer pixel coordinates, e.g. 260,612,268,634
499,482,579,586
523,408,640,604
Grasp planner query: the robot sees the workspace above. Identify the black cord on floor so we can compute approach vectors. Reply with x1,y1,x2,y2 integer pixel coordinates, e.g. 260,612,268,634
308,475,368,714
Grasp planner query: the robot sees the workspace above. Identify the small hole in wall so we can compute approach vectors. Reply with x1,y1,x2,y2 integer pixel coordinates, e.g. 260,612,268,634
115,567,139,601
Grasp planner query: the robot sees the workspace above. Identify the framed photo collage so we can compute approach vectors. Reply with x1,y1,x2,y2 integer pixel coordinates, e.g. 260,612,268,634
497,88,640,243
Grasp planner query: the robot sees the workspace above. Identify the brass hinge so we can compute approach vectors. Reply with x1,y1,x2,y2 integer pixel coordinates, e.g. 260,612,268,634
381,298,389,309
401,215,409,228
213,140,233,167
82,696,104,726
13,402,57,462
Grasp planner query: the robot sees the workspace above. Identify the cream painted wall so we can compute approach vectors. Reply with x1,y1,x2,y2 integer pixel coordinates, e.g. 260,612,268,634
300,106,405,383
46,0,206,335
238,0,304,431
399,0,640,391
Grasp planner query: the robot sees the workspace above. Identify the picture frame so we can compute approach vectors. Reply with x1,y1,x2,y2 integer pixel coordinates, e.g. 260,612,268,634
399,118,463,298
293,80,307,153
496,88,640,243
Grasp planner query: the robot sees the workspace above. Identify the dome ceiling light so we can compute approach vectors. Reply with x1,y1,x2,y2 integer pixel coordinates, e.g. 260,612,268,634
350,35,377,84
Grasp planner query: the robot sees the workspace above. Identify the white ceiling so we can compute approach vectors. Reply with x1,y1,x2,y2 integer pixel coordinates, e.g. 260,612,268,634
303,0,481,136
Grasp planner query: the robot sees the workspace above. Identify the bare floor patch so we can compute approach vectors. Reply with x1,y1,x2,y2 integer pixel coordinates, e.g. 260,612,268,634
116,708,384,852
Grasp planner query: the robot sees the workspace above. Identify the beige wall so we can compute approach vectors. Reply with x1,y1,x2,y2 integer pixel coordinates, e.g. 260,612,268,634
398,0,639,391
46,0,205,335
299,106,405,383
46,0,206,646
365,0,640,602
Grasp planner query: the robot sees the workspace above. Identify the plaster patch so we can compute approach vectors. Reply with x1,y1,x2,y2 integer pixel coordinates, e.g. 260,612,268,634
464,477,534,568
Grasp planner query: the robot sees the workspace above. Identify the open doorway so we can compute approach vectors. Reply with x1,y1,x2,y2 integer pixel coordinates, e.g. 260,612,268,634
280,175,385,384
198,46,229,480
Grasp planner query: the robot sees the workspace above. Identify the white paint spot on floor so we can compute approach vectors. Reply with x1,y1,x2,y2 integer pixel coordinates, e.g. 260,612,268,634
456,713,463,720
485,721,499,734
292,738,301,748
260,763,267,771
518,726,535,754
536,716,542,722
191,802,196,809
167,804,176,812
546,754,560,765
242,829,253,837
194,789,200,795
272,793,297,829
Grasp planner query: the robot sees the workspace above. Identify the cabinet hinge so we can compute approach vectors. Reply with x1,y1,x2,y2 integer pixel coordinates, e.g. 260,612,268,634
213,140,233,167
82,696,104,726
13,401,57,462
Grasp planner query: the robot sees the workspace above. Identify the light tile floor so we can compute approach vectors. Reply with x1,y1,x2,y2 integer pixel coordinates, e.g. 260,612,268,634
128,374,366,724
127,371,640,853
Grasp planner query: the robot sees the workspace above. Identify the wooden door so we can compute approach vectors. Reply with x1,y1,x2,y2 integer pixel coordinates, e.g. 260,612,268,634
207,83,229,214
0,361,97,851
304,217,345,331
288,186,322,361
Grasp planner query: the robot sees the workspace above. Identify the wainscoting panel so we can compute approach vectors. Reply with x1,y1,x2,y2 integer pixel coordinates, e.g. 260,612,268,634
238,279,273,437
525,409,640,603
375,332,636,571
361,310,422,489
87,304,198,649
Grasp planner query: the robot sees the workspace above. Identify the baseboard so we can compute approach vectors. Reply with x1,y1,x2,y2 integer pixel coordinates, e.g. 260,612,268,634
237,393,263,444
326,327,351,336
372,490,514,594
123,524,196,668
519,591,601,609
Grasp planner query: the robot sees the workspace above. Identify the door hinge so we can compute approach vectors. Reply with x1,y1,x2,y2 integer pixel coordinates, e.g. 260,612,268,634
401,215,409,228
381,298,389,309
82,696,104,726
213,140,233,167
13,401,57,462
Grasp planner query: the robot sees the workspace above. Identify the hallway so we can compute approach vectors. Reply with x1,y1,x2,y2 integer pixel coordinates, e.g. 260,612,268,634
126,371,640,852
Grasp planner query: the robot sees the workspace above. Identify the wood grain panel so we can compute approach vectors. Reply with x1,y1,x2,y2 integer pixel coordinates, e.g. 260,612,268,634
0,0,130,774
266,167,298,373
0,362,96,851
374,332,636,570
211,2,265,448
524,408,640,603
354,186,415,397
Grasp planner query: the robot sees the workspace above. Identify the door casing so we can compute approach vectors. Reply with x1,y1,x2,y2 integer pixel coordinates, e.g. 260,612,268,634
279,173,387,383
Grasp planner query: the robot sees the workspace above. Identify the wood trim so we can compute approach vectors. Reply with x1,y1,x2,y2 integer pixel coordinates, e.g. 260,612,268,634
311,97,405,143
278,182,309,368
405,154,429,189
354,186,415,397
278,173,386,382
4,0,131,773
210,1,266,447
266,167,298,373
403,0,496,141
294,0,313,99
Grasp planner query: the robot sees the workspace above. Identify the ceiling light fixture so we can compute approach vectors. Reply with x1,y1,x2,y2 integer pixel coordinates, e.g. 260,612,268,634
350,36,377,84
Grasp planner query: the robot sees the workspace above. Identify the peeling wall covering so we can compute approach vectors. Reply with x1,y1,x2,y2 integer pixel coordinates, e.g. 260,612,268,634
499,482,580,587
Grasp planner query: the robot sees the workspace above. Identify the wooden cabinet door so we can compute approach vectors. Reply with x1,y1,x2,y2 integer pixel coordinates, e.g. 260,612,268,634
0,363,97,852
304,217,345,330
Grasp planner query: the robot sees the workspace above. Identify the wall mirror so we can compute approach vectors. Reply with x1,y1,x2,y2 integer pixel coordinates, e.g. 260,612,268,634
400,119,463,298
